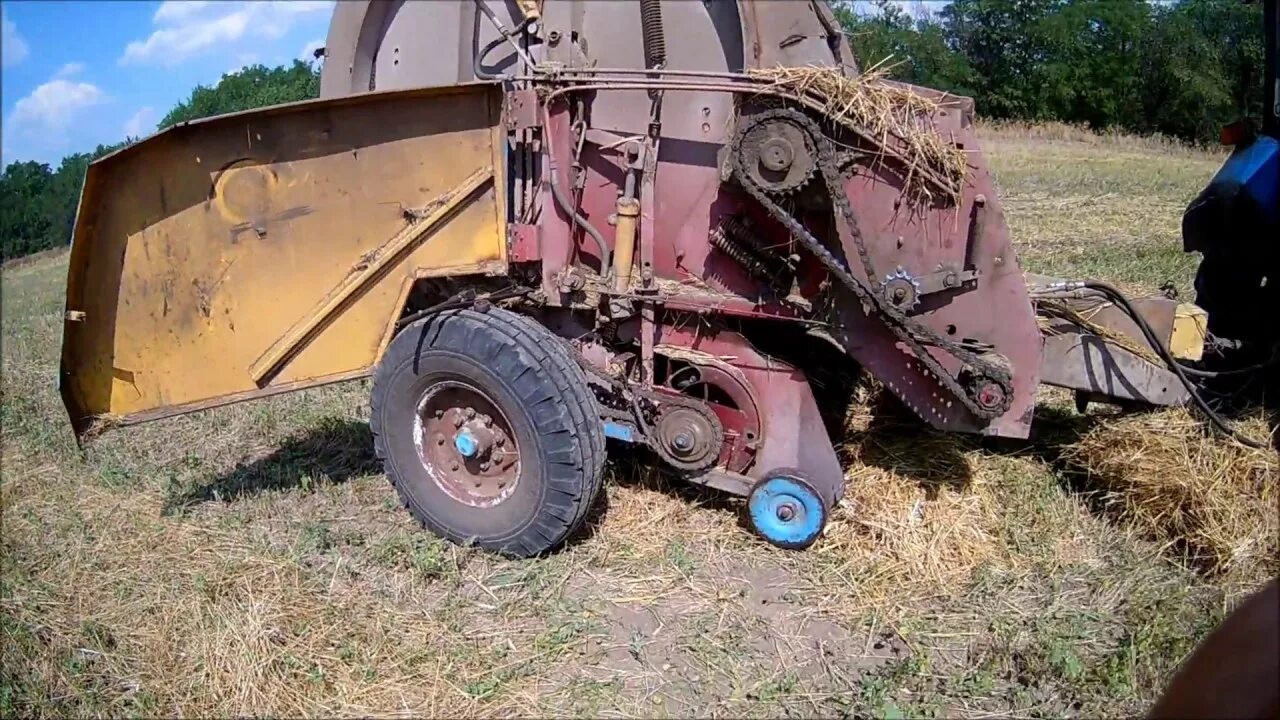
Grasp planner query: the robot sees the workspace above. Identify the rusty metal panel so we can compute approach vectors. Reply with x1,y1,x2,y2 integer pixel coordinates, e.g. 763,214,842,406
61,83,507,435
1039,332,1190,406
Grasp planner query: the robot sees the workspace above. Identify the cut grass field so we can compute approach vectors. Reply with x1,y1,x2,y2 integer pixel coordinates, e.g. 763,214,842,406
2,122,1275,718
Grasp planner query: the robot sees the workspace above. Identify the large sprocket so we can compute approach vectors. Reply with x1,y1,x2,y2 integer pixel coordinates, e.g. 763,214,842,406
738,110,818,195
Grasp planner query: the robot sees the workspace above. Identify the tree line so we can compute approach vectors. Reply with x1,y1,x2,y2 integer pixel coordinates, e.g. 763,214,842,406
836,0,1265,142
1,0,1267,261
0,61,319,261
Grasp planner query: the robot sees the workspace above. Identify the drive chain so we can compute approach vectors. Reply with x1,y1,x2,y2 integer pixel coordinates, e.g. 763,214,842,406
574,351,724,472
731,107,1013,420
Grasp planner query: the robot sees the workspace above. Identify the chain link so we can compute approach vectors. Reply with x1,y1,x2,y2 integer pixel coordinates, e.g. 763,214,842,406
731,108,1013,420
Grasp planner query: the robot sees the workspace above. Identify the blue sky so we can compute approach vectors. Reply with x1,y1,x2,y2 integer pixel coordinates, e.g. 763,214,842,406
1,0,333,167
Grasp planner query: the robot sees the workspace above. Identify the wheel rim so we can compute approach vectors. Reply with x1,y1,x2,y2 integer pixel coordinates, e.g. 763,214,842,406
748,475,825,547
413,379,521,508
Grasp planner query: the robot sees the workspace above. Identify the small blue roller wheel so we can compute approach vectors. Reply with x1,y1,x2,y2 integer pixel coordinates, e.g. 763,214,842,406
747,471,827,549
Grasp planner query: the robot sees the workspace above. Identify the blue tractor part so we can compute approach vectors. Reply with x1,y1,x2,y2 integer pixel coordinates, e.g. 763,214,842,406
1182,132,1280,406
453,429,480,458
747,471,828,549
1179,0,1280,406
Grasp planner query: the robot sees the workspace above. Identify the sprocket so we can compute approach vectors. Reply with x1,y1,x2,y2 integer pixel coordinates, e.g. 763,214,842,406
650,398,724,474
738,110,818,195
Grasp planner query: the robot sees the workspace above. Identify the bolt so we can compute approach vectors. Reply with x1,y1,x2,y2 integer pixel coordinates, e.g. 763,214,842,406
776,504,796,522
434,409,444,419
944,272,957,288
671,433,694,453
496,436,506,447
892,287,907,302
480,461,490,471
548,29,562,45
465,407,476,420
484,416,493,427
454,416,464,428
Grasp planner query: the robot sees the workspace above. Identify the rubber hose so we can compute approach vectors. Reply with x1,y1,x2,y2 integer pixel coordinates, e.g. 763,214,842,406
1176,357,1278,378
546,149,611,276
471,2,530,80
1083,280,1268,449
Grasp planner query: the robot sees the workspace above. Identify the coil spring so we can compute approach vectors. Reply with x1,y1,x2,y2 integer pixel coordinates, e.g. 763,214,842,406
711,218,774,282
639,0,667,69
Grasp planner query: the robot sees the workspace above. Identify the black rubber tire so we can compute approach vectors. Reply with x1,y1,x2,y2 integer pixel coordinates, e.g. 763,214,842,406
370,307,605,557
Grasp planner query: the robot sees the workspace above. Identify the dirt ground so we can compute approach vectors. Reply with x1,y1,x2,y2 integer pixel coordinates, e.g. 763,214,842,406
2,123,1275,718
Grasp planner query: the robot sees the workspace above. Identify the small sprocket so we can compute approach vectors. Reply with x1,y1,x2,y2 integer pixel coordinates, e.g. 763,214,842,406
650,399,724,474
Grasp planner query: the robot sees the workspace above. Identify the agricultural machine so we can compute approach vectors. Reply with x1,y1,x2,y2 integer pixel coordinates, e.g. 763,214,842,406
59,0,1276,556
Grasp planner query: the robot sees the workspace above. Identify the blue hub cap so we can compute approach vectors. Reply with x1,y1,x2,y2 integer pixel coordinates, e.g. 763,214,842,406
453,430,479,458
748,475,826,549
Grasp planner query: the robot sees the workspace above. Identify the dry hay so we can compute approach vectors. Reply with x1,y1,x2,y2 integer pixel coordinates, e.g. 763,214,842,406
1034,296,1163,367
1063,408,1278,582
810,385,1003,617
747,63,969,205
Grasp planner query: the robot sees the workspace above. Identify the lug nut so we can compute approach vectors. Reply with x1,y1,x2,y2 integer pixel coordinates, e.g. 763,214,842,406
496,436,506,447
465,408,476,420
776,504,796,522
480,462,490,471
434,409,443,419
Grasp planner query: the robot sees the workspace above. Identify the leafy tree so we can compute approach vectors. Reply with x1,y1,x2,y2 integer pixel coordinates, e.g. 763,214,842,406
837,0,978,95
939,0,1061,120
0,161,56,260
835,0,1263,142
159,61,320,129
1034,0,1151,129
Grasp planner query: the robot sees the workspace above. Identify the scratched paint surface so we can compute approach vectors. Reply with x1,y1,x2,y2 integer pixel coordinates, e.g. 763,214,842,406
61,84,506,427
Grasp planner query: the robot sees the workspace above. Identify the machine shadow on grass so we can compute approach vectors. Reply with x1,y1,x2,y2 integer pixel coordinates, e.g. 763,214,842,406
840,392,976,497
163,417,380,513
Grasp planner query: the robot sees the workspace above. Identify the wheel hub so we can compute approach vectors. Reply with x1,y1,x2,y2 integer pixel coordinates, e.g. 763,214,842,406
747,472,827,550
414,381,520,508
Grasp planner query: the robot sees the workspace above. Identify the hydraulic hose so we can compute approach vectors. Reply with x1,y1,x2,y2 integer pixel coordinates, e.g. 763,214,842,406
1082,280,1269,449
542,106,611,276
1176,359,1278,378
471,1,533,81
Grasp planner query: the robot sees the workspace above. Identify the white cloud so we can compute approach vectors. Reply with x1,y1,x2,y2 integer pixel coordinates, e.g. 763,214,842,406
119,0,333,67
123,106,157,139
153,0,212,25
9,75,108,140
299,38,324,62
2,11,29,67
54,62,85,79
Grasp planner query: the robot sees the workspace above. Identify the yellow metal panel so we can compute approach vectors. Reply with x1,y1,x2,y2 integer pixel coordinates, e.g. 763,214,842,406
60,83,507,433
1171,303,1209,362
